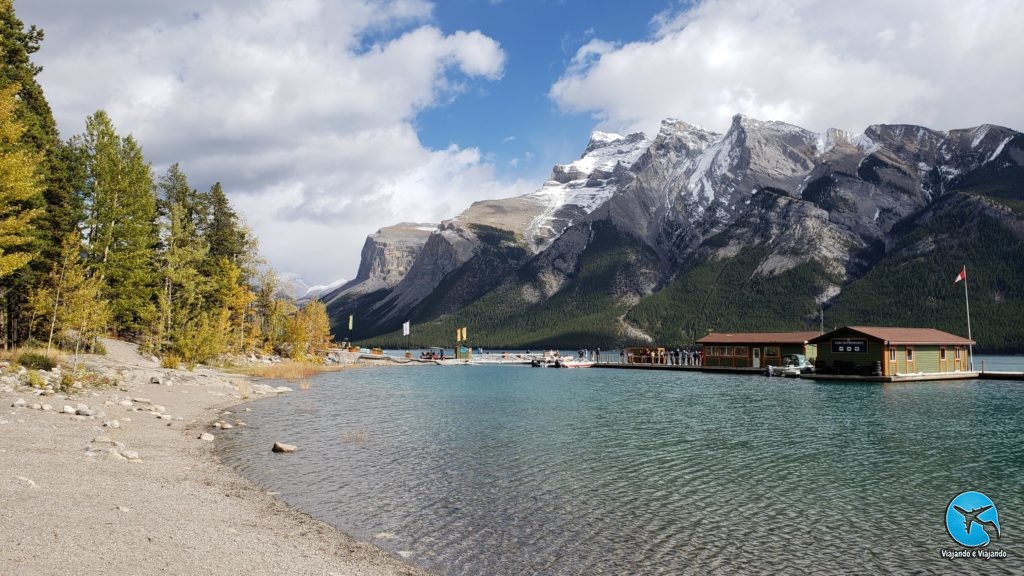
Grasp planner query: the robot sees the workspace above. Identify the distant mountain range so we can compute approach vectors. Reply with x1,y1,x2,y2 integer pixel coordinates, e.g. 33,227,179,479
277,273,348,302
320,115,1024,352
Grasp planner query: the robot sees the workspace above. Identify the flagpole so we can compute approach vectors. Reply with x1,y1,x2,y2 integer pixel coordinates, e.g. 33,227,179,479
964,266,974,371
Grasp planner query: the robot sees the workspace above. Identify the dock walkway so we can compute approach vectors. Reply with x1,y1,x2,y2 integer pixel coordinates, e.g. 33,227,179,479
593,363,1023,382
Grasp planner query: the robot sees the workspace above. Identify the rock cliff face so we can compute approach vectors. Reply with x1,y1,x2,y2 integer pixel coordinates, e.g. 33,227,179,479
328,114,1024,349
325,223,435,301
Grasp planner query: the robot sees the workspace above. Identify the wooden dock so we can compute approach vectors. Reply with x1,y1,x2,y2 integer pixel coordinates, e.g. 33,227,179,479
593,363,1024,382
979,371,1024,380
594,363,763,375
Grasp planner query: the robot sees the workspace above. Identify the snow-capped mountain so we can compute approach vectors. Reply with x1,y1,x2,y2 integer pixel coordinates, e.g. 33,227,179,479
322,114,1024,350
277,272,348,301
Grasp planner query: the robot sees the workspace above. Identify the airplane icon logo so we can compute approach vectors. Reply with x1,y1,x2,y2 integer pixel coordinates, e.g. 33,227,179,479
946,492,1001,547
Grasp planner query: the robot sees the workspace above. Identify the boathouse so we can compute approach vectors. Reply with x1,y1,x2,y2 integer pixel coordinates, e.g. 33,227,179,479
697,332,820,369
808,326,974,378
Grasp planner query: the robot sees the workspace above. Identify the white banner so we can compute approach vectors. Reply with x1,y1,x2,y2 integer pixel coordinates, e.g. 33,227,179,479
402,321,410,336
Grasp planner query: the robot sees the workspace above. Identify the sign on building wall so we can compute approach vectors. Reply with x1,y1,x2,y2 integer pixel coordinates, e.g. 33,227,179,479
831,338,867,353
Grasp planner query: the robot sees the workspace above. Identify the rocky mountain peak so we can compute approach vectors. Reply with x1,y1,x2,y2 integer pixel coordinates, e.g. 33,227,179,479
327,113,1024,350
324,222,435,302
584,130,645,154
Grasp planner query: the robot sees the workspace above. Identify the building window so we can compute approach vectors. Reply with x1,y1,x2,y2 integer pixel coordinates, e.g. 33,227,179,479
708,346,718,357
940,347,946,361
765,346,779,357
955,348,962,360
734,346,748,357
907,347,914,362
723,346,733,357
889,348,896,362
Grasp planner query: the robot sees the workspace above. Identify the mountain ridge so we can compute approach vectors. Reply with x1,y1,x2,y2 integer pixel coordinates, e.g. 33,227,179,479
323,114,1024,352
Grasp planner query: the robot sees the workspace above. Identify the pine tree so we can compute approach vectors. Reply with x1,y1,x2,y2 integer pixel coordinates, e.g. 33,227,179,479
0,1,83,346
79,111,159,337
206,182,249,262
0,84,42,280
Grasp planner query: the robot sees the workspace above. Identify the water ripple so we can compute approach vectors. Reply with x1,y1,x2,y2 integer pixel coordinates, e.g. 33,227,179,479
218,366,1024,575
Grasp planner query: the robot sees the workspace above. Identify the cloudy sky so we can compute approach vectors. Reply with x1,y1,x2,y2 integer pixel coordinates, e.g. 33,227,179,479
16,0,1024,284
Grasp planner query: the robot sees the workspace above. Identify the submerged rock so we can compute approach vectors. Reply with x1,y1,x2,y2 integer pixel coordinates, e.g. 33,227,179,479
271,442,297,453
199,433,215,442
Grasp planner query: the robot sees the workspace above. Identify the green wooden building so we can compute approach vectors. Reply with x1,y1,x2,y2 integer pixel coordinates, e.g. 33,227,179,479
808,326,974,380
697,332,820,369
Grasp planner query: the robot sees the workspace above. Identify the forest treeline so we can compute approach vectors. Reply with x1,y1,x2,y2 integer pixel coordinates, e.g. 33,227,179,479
0,2,331,366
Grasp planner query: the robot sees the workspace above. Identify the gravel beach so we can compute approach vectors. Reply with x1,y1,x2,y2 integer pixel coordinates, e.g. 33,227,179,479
0,339,427,576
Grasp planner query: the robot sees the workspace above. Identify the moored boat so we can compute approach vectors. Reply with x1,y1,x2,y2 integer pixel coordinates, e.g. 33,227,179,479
556,359,594,368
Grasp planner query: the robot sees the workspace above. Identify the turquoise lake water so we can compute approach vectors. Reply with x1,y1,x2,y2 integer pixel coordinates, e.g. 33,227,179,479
219,361,1024,574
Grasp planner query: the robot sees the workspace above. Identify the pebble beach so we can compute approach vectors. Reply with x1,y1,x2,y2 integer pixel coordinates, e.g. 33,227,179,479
0,339,426,576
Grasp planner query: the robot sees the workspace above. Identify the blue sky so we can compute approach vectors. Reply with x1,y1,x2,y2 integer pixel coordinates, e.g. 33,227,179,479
415,0,677,182
16,0,1024,283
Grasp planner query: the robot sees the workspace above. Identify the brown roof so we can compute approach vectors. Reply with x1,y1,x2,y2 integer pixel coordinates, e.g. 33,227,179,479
808,326,975,345
697,331,821,345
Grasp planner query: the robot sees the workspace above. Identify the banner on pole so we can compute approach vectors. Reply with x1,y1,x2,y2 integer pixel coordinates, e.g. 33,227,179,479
402,321,410,336
348,314,353,331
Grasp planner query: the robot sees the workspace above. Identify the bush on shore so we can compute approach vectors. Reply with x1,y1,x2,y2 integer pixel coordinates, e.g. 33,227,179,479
16,351,57,371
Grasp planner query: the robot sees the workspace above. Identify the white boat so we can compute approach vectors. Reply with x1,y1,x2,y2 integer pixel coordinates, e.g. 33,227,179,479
434,358,471,366
766,354,815,377
556,359,594,368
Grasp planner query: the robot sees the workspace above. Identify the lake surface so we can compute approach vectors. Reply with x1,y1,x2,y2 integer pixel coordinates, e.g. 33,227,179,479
219,360,1024,574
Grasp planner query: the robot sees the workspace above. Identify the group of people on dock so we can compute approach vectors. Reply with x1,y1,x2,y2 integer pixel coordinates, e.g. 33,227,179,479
620,348,702,366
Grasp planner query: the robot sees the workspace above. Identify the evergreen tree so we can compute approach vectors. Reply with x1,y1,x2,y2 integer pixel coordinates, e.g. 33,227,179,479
206,182,249,262
0,83,42,280
0,1,83,345
79,111,159,336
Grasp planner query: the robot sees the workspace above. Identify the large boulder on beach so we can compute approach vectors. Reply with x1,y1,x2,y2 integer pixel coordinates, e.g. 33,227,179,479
272,442,297,453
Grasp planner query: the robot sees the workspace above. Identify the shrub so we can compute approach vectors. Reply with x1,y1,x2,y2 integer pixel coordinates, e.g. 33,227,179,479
27,371,45,388
17,351,57,371
160,353,181,369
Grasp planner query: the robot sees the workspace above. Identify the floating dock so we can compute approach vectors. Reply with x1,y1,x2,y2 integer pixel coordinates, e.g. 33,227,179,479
594,363,764,375
593,363,1022,382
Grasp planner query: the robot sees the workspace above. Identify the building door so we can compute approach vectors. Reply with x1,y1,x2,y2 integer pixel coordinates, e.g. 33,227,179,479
752,347,761,368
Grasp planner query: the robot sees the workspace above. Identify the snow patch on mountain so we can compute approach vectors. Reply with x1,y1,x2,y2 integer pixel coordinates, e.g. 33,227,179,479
986,137,1014,164
523,131,651,250
304,278,348,299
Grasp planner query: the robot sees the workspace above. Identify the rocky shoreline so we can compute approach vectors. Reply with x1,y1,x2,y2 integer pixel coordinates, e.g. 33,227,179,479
0,339,427,576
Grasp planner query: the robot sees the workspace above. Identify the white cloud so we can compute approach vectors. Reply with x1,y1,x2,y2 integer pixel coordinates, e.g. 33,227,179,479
551,0,1024,135
17,0,518,283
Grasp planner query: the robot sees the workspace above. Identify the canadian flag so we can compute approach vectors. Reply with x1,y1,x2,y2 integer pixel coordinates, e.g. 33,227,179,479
953,265,967,284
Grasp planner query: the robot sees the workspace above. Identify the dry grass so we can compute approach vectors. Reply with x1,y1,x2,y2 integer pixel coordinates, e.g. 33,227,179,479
0,346,66,364
236,379,250,400
231,361,346,380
